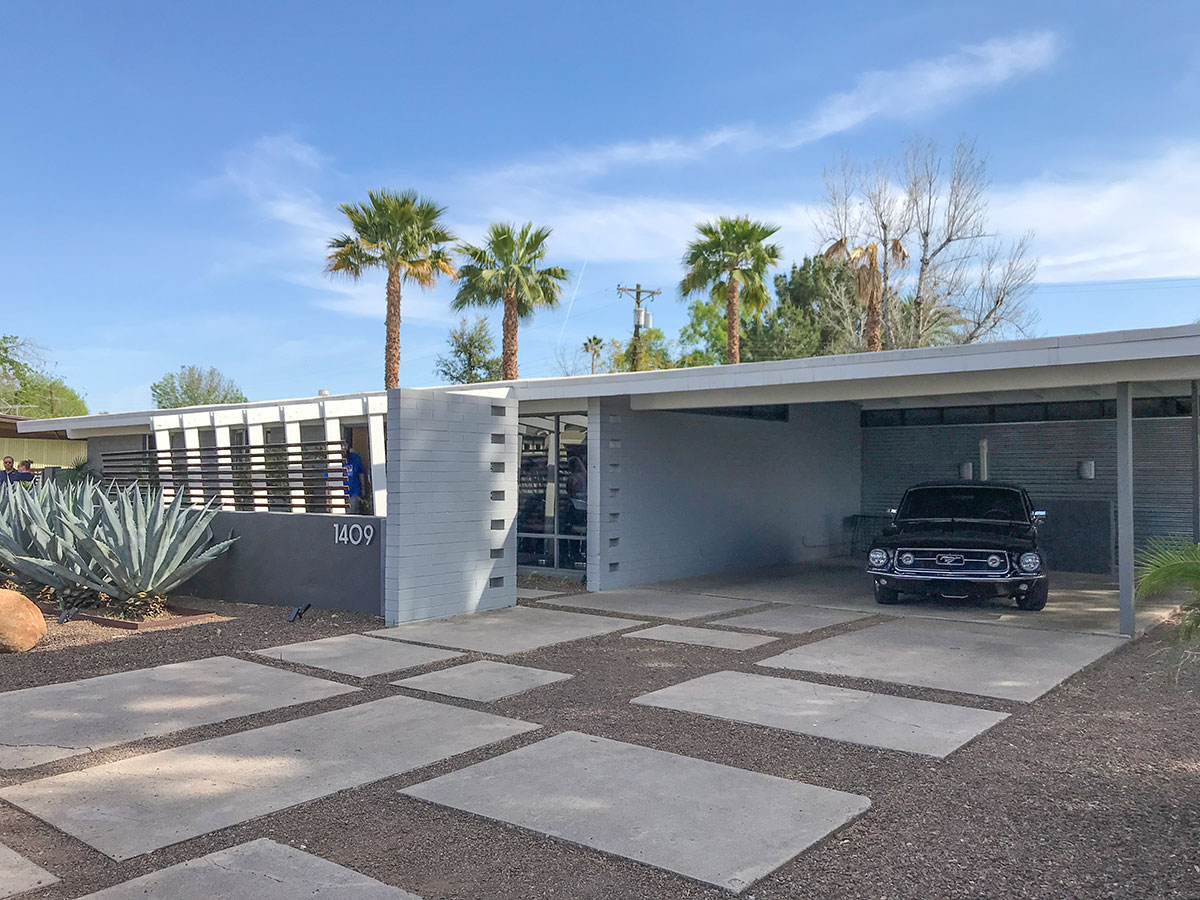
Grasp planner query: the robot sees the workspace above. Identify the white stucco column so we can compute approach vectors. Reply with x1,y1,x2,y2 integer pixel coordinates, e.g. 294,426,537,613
368,413,387,516
213,425,232,509
182,427,202,506
246,422,266,510
152,428,174,502
1116,382,1135,637
284,420,304,512
324,417,342,514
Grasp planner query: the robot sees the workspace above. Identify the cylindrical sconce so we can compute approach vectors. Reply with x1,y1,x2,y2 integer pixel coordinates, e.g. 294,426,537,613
1078,459,1096,480
978,438,990,481
959,461,974,480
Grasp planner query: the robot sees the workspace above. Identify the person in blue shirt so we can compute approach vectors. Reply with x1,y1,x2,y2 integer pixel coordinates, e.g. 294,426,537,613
342,442,366,514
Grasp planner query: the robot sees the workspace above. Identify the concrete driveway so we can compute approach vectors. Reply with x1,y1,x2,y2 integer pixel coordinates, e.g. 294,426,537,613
641,558,1177,637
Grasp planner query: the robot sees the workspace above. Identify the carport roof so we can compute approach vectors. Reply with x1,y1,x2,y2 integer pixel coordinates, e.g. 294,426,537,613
465,322,1200,410
17,324,1200,436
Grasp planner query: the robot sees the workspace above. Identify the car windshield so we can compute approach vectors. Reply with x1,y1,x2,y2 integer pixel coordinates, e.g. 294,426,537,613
897,487,1028,523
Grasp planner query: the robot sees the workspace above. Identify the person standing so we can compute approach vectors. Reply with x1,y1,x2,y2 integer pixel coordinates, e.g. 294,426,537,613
14,460,34,483
1,457,18,485
342,442,366,514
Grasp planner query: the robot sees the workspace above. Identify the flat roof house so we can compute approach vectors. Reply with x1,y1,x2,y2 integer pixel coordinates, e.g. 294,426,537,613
21,323,1200,636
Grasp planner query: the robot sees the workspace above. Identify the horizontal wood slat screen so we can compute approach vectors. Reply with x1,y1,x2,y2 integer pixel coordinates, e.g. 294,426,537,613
101,441,352,513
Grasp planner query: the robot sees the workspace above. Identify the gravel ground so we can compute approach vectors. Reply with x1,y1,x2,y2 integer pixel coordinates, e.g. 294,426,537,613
1,595,1196,900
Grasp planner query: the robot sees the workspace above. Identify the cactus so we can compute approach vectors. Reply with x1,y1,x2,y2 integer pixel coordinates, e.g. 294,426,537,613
0,480,236,618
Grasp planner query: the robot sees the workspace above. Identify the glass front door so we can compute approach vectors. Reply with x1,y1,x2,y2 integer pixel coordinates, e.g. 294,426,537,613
517,413,587,572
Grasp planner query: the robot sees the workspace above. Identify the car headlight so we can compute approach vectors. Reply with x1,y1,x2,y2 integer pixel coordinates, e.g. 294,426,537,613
899,552,915,566
987,554,1003,568
868,548,890,568
1018,552,1041,572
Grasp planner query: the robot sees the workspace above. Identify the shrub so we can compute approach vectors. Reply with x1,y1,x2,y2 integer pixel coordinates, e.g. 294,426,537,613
0,480,236,619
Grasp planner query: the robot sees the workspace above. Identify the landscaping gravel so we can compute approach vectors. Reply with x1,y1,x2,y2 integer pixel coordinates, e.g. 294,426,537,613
1,595,1196,899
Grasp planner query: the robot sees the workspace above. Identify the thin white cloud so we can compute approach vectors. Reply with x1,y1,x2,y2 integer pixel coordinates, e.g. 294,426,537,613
201,135,454,324
991,142,1200,282
483,31,1060,184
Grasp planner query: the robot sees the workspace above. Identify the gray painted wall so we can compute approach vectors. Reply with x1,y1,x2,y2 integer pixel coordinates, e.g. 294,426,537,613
184,510,384,614
861,417,1198,555
588,398,862,590
384,388,518,626
88,433,146,471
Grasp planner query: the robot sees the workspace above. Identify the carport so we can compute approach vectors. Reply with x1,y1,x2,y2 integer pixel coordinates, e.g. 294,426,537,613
463,324,1200,638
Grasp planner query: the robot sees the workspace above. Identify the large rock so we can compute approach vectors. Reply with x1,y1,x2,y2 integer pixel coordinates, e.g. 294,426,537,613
0,589,46,652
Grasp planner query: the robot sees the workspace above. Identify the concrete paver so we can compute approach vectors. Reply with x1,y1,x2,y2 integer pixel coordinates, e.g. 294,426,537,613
623,624,778,651
76,839,420,899
719,605,873,634
0,656,356,770
394,660,572,701
633,671,1008,757
549,588,761,620
368,606,641,655
758,617,1124,701
0,842,57,898
255,633,461,677
0,696,538,860
402,731,870,894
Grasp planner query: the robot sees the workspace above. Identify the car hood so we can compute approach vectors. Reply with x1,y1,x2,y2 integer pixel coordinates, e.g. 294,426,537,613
875,519,1037,551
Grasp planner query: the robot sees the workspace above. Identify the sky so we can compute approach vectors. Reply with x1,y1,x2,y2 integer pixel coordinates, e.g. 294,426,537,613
2,1,1199,413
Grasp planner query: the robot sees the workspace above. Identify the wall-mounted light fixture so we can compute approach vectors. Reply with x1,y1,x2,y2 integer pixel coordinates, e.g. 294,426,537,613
1078,459,1096,480
959,461,974,480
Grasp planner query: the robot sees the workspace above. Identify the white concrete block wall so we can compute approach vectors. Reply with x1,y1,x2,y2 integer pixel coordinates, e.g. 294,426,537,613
384,388,517,625
588,398,862,590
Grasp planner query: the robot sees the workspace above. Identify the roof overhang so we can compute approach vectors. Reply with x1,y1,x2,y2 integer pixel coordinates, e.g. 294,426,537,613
455,324,1200,411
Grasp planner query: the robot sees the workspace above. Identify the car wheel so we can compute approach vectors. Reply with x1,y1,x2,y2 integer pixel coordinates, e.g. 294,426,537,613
1016,580,1049,611
874,584,901,605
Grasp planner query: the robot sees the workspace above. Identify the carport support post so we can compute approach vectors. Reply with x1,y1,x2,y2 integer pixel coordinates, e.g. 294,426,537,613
1116,382,1135,637
1191,379,1199,544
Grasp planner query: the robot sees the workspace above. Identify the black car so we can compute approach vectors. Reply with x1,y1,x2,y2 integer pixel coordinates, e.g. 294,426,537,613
866,482,1049,611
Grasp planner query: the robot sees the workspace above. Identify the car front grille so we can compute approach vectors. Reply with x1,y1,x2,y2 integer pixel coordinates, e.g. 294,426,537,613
894,548,1011,577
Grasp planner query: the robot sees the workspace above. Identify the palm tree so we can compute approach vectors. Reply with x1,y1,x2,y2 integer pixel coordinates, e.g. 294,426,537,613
452,223,570,380
326,189,456,389
679,217,782,364
822,238,908,352
1136,538,1200,649
582,336,603,375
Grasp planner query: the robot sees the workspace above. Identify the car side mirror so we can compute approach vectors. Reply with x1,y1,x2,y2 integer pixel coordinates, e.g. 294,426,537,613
887,507,898,517
1032,510,1047,524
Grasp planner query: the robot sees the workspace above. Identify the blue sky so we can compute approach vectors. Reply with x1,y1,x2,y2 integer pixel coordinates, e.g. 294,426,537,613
2,1,1199,412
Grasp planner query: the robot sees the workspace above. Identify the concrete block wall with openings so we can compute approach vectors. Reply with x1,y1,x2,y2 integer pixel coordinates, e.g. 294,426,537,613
384,387,518,625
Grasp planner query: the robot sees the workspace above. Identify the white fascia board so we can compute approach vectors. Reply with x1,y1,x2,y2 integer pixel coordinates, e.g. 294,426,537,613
244,405,282,425
211,408,245,427
179,410,213,429
629,355,1200,410
324,397,367,418
282,402,321,422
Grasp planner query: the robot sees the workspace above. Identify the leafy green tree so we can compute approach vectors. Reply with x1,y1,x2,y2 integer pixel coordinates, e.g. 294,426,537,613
605,328,675,373
435,317,502,384
12,372,87,417
150,366,247,409
677,299,728,367
326,189,457,389
453,222,570,380
679,216,782,364
740,304,823,363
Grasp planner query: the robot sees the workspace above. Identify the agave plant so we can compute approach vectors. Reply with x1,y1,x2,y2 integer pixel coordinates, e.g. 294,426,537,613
0,480,236,618
1136,537,1200,646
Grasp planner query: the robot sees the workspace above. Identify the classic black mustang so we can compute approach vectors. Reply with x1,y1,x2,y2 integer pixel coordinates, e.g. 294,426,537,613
867,482,1049,610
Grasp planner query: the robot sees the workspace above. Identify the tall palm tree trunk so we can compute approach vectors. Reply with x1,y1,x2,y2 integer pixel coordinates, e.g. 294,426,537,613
384,267,403,389
726,275,740,364
864,288,883,352
501,285,519,380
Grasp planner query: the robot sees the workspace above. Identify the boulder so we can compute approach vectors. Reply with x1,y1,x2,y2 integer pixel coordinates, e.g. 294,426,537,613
0,589,46,652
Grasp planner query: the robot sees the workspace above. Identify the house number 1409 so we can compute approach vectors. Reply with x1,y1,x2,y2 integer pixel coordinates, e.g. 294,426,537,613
333,523,375,546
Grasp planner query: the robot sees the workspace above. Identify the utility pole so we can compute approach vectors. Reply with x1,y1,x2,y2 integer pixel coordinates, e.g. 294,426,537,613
616,283,661,371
